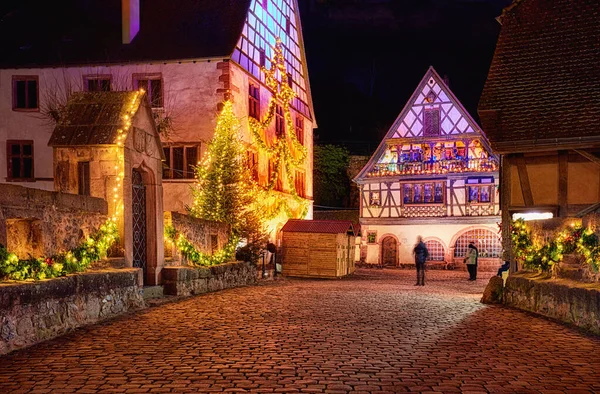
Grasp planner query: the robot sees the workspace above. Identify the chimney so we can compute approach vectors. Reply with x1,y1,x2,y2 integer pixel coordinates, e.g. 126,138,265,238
122,0,140,44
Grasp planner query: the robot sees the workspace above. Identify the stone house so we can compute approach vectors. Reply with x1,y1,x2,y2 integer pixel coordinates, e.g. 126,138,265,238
48,91,165,285
0,0,315,240
354,67,501,271
478,0,600,271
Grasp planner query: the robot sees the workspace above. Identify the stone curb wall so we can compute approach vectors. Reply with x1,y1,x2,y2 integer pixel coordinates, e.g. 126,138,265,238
163,261,257,296
504,273,600,335
0,269,144,355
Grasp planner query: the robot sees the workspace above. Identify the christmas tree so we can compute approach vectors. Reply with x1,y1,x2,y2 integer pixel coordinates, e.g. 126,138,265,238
189,101,267,260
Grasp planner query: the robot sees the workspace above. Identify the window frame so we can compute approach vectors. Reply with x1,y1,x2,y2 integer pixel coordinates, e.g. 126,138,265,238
424,239,445,261
402,181,445,205
162,145,199,180
294,170,305,198
295,115,304,145
248,83,260,120
246,150,259,182
132,73,164,109
466,177,494,204
275,104,285,138
12,75,39,112
77,161,91,196
83,74,112,92
6,140,34,181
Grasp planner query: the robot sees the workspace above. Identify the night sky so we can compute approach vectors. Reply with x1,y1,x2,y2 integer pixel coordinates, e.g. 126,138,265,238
297,0,512,154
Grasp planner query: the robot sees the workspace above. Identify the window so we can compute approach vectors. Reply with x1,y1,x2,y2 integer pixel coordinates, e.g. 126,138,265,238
246,150,259,182
287,72,293,88
369,191,380,207
295,116,304,145
367,231,377,244
424,240,445,261
268,158,283,191
133,74,163,108
249,83,260,119
77,162,90,196
285,17,291,35
454,229,502,258
84,75,111,92
262,0,268,9
275,105,285,137
259,49,266,67
466,177,494,203
295,171,305,197
12,76,38,110
423,108,440,136
6,140,34,180
403,182,444,204
163,145,198,179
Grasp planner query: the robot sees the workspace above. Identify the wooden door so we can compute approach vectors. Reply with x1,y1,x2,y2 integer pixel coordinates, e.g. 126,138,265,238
381,236,397,267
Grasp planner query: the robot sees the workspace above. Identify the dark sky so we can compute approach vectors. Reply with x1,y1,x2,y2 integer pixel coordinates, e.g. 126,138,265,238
297,0,512,154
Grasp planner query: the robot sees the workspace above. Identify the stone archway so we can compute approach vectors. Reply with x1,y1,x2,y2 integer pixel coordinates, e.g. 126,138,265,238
381,236,398,267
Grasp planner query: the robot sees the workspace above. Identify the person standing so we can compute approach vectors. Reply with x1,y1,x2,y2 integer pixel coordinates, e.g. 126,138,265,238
465,242,479,281
413,236,429,286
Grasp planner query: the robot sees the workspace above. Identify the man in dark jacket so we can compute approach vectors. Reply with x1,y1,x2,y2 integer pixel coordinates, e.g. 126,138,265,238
413,236,429,286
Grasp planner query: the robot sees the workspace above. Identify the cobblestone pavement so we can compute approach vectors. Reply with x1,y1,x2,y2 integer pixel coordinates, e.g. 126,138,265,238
1,269,600,393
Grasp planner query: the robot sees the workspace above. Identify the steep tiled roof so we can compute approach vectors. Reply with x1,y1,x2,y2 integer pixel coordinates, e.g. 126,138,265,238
478,0,600,154
49,91,142,146
281,220,356,236
0,0,251,68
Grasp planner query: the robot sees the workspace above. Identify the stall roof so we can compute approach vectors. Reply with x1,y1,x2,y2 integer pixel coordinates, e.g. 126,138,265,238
282,220,356,236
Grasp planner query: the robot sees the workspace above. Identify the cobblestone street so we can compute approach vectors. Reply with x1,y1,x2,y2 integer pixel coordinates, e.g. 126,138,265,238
1,269,600,393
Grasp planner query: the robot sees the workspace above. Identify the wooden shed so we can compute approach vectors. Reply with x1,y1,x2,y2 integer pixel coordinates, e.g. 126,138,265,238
281,219,356,278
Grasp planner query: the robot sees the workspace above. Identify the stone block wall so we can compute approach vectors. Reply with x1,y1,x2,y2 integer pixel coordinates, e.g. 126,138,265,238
0,184,108,259
0,269,144,355
504,272,600,335
162,261,257,296
164,211,229,265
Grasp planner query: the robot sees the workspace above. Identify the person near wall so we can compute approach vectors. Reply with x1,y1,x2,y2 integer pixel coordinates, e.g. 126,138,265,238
413,236,429,286
464,242,479,281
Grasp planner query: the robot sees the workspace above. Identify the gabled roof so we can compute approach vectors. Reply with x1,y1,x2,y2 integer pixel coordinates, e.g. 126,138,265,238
0,0,251,68
49,91,161,154
281,219,356,236
478,0,600,154
354,66,495,181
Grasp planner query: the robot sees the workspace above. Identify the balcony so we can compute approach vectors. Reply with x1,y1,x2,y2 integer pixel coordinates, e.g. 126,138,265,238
367,157,498,178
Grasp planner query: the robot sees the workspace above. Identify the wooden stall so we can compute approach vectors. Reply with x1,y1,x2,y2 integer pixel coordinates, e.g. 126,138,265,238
281,220,356,278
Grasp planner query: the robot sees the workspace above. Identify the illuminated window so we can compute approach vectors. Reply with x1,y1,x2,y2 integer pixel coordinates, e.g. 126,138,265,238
295,116,304,145
163,145,198,179
133,74,163,108
424,240,444,261
275,104,285,137
453,229,502,258
466,177,494,203
6,140,34,180
84,75,111,92
12,76,38,110
403,182,444,204
249,83,260,119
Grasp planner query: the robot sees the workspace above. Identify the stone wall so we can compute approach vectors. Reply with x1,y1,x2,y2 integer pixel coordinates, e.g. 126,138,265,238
504,272,600,335
164,211,229,265
0,184,108,259
0,269,144,355
163,261,257,296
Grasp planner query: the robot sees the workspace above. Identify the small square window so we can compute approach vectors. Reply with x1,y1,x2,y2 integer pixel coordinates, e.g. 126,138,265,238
133,74,163,108
84,76,111,92
6,140,34,180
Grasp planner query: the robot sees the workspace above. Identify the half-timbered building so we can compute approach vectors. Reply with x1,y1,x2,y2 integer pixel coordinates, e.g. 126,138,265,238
354,67,502,271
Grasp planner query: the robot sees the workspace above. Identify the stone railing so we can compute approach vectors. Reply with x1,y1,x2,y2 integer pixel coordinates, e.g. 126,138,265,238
503,272,600,336
162,261,257,296
163,211,229,265
0,269,144,355
0,184,107,259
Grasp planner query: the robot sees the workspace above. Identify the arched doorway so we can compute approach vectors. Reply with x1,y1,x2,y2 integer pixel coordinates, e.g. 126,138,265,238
381,236,398,267
132,169,147,283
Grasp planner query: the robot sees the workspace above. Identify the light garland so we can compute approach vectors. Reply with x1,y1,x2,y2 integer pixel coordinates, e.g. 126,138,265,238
165,226,238,267
248,38,309,217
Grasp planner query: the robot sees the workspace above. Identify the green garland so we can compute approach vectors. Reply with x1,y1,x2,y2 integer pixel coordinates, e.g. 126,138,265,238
165,225,238,267
0,220,118,281
511,219,600,273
